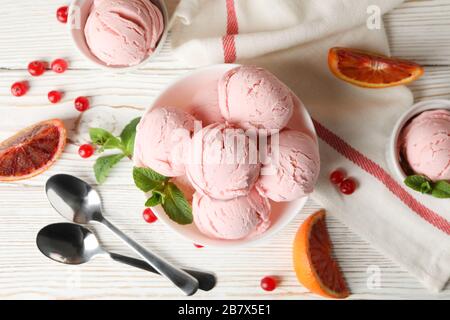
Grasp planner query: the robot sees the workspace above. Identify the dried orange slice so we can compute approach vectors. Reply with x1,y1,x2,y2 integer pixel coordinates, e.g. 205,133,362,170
0,119,66,181
328,47,424,88
293,210,349,299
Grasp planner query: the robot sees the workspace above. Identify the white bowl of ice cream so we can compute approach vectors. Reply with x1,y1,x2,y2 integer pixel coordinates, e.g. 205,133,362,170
388,99,450,183
68,0,168,71
133,64,320,248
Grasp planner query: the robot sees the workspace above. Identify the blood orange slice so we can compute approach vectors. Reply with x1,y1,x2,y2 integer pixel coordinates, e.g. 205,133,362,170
293,210,349,299
0,119,66,181
329,47,424,88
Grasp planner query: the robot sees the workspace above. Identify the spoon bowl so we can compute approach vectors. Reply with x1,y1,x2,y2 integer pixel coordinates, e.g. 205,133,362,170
46,174,103,224
37,223,102,265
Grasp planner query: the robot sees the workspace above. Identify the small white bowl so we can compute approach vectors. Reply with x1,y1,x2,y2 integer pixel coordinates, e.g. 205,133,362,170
68,0,169,72
387,99,450,182
139,64,318,249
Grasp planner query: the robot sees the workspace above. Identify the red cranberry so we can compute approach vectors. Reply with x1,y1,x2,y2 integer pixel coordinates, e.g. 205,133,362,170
11,81,28,97
330,170,345,185
340,178,357,195
56,6,68,24
260,276,277,291
48,90,62,104
143,208,158,223
28,61,46,77
78,144,95,158
51,59,68,74
74,96,90,112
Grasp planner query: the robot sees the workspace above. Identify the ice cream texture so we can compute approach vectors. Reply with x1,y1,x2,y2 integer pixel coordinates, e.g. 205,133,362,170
187,79,224,126
192,189,271,240
218,65,294,131
256,129,320,202
134,107,196,177
84,0,164,66
399,109,450,181
186,123,261,200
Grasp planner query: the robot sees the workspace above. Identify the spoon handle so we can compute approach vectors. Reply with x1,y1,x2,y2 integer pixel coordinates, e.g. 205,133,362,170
109,252,216,292
100,218,199,296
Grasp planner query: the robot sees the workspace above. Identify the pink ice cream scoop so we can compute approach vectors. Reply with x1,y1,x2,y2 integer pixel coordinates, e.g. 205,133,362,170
187,79,224,126
192,189,271,240
256,129,320,202
399,109,450,181
186,123,261,200
218,66,294,131
84,0,164,67
134,107,196,177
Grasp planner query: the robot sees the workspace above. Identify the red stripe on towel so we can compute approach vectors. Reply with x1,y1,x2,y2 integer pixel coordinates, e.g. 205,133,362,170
313,119,450,235
222,0,238,63
226,0,239,35
222,35,237,63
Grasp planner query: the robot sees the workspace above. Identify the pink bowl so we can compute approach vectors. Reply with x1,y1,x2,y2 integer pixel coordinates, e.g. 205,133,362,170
142,64,318,248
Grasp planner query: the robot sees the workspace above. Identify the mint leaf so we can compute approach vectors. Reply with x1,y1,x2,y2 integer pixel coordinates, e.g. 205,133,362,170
420,181,433,194
90,128,116,146
120,117,141,156
153,188,166,202
432,181,450,199
404,175,431,193
145,193,162,207
133,167,168,192
161,182,193,225
94,154,125,184
405,175,450,199
103,137,123,150
134,167,167,182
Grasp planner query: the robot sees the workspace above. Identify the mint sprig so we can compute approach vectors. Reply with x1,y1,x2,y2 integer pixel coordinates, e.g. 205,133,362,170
432,181,450,199
404,175,450,199
89,117,141,184
132,167,193,225
120,117,141,156
94,154,125,184
133,167,168,192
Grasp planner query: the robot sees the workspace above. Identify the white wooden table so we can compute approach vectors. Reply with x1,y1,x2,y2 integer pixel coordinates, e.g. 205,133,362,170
0,0,449,300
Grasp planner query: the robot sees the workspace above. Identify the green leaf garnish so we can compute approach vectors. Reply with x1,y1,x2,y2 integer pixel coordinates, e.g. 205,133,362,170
89,128,116,146
103,137,123,150
89,118,142,184
161,182,193,225
404,175,430,193
120,117,141,156
431,181,450,199
133,167,168,192
145,193,163,207
94,154,125,184
420,181,432,194
404,175,450,199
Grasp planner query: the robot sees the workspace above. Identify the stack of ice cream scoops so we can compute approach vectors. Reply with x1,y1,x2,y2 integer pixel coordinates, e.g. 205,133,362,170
134,66,320,240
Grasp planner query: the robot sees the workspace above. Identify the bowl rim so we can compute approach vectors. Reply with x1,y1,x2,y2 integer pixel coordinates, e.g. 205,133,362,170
387,99,450,182
138,63,317,249
68,0,169,73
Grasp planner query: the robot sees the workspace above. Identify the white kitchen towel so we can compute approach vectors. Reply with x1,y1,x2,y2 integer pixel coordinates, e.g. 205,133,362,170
170,0,450,292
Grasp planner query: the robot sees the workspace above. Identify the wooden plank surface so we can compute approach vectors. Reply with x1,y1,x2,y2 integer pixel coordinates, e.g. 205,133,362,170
0,0,449,299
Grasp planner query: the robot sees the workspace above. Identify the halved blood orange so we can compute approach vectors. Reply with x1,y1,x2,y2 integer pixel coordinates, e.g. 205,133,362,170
0,119,66,181
293,210,349,299
329,47,424,88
